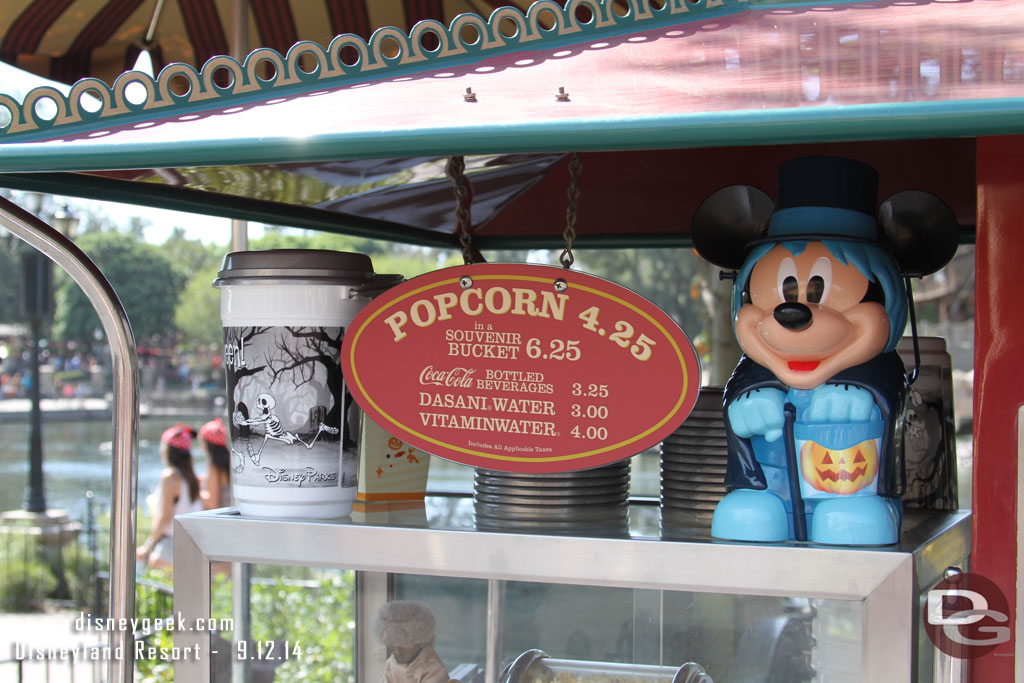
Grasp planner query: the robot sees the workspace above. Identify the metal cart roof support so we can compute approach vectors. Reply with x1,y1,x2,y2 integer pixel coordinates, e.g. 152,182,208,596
0,197,139,683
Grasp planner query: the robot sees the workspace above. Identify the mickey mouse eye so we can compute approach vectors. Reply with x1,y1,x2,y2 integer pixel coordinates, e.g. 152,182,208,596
807,257,832,304
777,258,799,302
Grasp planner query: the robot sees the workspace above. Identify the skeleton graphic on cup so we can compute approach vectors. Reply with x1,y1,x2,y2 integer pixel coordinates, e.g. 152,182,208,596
232,391,339,470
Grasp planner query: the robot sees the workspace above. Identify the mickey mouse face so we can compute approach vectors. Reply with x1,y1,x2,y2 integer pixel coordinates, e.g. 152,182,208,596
735,242,890,389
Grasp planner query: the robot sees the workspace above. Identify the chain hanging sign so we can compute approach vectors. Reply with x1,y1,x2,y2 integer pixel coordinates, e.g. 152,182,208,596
342,263,701,473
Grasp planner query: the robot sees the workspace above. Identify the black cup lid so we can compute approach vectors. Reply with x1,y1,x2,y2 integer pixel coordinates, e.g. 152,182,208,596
214,249,375,286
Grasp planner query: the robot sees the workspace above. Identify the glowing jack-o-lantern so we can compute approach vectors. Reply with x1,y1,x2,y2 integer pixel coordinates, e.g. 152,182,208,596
800,440,879,495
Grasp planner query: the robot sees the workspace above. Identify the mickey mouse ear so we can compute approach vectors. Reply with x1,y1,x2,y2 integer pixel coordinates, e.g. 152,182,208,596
879,191,960,276
690,185,773,270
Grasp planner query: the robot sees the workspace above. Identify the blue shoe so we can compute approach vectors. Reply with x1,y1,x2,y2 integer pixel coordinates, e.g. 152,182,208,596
809,496,899,546
711,489,789,542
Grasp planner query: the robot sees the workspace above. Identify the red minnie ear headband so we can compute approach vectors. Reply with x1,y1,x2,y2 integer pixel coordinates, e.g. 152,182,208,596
161,423,194,451
199,417,227,447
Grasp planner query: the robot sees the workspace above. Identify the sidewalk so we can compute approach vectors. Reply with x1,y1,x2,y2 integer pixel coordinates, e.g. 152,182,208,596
0,610,105,682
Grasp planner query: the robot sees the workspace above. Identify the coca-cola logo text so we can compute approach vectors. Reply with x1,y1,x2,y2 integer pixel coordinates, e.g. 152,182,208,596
418,366,477,388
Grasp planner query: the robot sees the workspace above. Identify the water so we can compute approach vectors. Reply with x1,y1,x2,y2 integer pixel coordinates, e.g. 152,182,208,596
0,415,664,521
0,415,201,520
0,415,969,522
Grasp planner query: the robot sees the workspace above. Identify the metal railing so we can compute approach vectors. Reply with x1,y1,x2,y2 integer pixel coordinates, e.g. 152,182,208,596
0,579,175,683
0,493,104,615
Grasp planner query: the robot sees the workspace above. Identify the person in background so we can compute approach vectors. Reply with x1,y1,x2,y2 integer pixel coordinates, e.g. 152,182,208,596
374,600,450,683
137,424,204,570
199,417,233,509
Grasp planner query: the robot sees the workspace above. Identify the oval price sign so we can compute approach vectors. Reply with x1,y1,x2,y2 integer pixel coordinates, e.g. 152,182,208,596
342,263,701,473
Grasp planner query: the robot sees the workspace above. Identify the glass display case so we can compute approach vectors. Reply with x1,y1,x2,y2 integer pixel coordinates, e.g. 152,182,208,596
2,1,1012,680
171,498,969,683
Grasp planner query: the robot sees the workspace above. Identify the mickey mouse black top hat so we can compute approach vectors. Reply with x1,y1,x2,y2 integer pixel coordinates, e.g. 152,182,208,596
691,156,960,276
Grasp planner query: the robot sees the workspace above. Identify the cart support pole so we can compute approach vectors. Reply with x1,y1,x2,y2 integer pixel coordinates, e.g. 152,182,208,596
486,579,503,683
229,0,249,255
0,197,139,683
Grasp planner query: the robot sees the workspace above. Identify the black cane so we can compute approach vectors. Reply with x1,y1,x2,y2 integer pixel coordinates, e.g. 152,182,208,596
783,402,807,542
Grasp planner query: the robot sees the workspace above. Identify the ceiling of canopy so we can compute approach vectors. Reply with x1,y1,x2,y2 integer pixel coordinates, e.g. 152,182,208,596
0,0,1020,249
0,0,541,86
0,140,979,250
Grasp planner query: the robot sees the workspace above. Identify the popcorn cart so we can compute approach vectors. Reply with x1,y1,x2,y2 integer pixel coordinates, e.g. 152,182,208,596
0,1,1021,681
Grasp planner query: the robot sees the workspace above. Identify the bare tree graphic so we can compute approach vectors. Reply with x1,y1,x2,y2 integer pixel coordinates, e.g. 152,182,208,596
264,327,344,443
224,326,269,438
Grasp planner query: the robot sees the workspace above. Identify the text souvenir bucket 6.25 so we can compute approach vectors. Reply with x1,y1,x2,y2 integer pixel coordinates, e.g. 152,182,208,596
214,250,381,519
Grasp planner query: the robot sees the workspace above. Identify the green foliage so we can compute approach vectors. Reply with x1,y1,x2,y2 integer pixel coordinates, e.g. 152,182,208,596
134,568,355,683
249,572,356,683
77,210,122,236
0,518,107,613
571,247,704,337
161,227,224,278
161,229,226,347
304,231,393,257
0,533,60,610
0,236,22,323
53,232,186,346
370,248,460,279
175,263,223,346
250,230,318,251
135,627,174,683
482,249,559,266
132,570,176,683
54,369,90,382
252,230,460,279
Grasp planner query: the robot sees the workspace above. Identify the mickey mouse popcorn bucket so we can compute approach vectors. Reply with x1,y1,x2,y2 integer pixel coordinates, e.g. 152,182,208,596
214,250,378,519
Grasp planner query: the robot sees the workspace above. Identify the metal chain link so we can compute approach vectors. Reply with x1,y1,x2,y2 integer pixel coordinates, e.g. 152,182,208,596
560,152,582,269
445,156,474,264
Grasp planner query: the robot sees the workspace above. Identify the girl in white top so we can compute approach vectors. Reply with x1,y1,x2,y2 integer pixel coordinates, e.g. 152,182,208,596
137,423,204,570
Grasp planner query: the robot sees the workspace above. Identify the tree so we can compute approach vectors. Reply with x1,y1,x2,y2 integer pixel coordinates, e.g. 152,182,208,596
53,232,186,348
0,235,22,323
0,191,74,326
251,229,461,279
75,208,119,236
171,229,461,354
175,263,223,346
570,247,704,337
162,227,224,278
509,246,742,384
167,229,226,347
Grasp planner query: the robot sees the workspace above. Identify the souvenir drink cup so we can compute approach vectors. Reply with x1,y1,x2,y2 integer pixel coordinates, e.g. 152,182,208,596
215,250,377,519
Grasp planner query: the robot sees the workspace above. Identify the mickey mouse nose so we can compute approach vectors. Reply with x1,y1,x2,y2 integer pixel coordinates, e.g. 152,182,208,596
774,302,813,330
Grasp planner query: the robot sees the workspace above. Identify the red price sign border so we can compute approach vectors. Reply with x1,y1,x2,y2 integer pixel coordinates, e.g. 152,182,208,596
343,264,701,472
